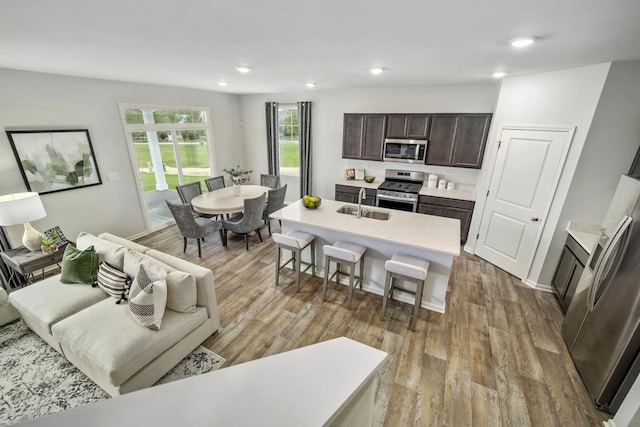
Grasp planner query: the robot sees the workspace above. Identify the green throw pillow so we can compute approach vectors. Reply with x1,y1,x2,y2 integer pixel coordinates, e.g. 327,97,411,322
60,245,98,285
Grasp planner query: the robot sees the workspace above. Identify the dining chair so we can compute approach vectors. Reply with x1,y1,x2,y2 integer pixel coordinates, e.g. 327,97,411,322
260,174,280,189
176,181,215,219
261,184,287,237
205,175,226,192
166,201,225,257
222,193,266,251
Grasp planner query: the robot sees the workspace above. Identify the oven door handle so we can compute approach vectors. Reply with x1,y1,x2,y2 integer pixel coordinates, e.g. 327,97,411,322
376,194,418,203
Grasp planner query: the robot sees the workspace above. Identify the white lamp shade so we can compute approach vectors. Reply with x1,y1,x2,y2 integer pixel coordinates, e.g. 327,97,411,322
0,192,47,226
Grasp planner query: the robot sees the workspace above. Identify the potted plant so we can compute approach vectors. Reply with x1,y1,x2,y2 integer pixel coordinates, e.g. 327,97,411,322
41,238,57,254
222,165,253,196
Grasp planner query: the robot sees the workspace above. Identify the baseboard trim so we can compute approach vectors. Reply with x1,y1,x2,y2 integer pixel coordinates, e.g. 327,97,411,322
603,419,616,427
463,244,473,254
522,278,555,293
126,230,150,241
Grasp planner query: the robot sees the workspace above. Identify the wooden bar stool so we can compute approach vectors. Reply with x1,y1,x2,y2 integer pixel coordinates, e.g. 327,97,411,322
322,241,366,309
272,230,316,292
381,253,430,331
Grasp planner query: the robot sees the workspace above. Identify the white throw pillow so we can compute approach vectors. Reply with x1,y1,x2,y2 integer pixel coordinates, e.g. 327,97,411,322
129,265,167,331
123,249,196,313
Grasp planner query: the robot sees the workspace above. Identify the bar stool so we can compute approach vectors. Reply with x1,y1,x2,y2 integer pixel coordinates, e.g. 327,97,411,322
381,253,430,331
272,230,316,292
323,241,366,309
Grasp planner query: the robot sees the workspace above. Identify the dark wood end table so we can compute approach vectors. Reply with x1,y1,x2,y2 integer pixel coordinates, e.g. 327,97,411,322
0,243,72,288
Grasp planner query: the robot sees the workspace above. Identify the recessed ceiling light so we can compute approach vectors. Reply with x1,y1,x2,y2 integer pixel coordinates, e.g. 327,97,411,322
511,37,535,48
493,71,506,79
369,68,384,75
217,81,228,86
305,82,316,88
235,66,252,73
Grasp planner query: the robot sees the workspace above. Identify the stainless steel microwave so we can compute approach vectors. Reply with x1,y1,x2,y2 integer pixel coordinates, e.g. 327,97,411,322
383,139,427,163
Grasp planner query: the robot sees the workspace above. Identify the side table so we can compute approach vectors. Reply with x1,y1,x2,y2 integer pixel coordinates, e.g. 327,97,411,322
0,244,71,288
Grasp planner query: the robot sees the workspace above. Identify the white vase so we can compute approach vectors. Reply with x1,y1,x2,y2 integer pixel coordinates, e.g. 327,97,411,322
233,184,241,196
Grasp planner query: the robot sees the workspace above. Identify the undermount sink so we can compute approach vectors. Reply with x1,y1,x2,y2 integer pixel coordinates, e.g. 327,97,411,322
336,205,390,220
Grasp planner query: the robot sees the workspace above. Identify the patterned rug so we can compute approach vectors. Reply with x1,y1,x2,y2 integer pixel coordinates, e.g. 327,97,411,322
0,320,225,426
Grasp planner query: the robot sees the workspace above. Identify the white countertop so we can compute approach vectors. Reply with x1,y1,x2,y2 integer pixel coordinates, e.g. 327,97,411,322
336,178,476,202
337,178,383,189
567,221,602,254
271,199,461,256
17,337,387,427
418,186,476,202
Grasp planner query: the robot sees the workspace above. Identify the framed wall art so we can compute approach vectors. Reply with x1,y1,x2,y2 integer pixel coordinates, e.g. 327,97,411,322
6,129,102,195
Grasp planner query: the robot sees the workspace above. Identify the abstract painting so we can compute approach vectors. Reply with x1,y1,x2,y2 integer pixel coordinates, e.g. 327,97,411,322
6,129,102,195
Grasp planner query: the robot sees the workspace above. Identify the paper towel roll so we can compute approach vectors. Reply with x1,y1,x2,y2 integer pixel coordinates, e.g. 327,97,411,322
427,174,438,188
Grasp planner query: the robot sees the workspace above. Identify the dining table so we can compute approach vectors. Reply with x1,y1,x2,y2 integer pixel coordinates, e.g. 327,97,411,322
191,184,271,216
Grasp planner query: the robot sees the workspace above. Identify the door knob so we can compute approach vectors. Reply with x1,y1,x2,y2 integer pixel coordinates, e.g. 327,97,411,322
531,217,539,222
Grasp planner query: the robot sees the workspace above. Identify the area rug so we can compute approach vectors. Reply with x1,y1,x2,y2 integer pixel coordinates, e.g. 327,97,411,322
0,320,225,426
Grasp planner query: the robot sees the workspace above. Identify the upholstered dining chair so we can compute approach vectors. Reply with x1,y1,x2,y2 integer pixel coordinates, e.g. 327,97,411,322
176,181,215,219
260,174,280,189
205,175,226,192
166,201,224,257
222,193,266,251
261,184,287,237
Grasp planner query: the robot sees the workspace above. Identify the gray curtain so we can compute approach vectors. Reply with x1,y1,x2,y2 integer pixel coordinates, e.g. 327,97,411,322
0,226,22,289
265,102,279,175
298,101,312,197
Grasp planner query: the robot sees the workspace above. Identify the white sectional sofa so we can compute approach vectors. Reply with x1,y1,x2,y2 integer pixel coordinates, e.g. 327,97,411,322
9,232,220,397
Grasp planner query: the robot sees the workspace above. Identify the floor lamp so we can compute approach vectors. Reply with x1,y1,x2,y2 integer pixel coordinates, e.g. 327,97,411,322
0,192,47,251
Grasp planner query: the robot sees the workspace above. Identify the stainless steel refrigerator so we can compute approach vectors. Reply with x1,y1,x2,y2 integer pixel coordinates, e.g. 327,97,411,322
562,175,640,414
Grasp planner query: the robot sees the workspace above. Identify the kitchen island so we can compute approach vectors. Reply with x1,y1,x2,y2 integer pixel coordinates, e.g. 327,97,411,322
270,199,460,313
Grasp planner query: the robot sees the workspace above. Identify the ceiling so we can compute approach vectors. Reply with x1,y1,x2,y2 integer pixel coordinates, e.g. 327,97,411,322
1,0,639,94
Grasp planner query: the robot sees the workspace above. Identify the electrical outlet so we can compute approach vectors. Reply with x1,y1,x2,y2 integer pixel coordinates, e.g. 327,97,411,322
444,170,452,176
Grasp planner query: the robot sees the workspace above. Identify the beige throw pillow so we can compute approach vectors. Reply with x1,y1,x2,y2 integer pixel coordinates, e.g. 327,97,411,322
123,248,196,313
76,232,126,270
129,265,167,331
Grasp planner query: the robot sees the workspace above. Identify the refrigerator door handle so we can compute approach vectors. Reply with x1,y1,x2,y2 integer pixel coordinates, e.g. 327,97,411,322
588,215,633,311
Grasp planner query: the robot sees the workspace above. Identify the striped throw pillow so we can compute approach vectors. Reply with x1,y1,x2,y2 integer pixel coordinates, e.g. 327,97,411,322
97,262,131,303
129,265,167,331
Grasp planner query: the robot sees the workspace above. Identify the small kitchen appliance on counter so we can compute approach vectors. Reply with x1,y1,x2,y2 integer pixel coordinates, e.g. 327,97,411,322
375,169,424,212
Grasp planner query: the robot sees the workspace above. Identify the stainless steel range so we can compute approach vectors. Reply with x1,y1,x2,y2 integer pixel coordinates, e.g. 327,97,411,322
376,169,424,212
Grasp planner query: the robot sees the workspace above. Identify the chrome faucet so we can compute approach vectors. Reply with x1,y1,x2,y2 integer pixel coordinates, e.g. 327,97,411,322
357,187,366,218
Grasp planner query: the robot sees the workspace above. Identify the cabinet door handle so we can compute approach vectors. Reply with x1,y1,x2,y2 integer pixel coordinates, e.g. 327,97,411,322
531,217,540,222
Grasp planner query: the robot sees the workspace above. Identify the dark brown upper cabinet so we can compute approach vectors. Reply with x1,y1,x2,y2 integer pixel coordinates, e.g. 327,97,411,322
386,114,430,139
426,113,491,169
342,114,387,161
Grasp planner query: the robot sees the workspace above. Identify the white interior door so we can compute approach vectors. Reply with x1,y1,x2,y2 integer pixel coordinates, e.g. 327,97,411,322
475,127,573,278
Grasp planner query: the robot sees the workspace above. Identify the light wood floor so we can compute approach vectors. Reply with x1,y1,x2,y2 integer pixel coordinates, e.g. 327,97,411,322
137,224,609,426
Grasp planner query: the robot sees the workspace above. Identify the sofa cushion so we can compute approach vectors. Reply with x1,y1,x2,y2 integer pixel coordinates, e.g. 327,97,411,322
123,249,196,313
129,265,167,331
77,232,126,271
98,232,150,254
51,299,207,387
8,275,108,333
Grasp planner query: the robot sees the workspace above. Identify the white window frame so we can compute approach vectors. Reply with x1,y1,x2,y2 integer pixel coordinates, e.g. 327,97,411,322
278,103,300,177
118,103,216,231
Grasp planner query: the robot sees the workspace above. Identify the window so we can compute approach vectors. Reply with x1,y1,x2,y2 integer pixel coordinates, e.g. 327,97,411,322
278,104,300,175
120,106,213,192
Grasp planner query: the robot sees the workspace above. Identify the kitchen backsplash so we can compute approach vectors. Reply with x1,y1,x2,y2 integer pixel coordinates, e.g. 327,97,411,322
344,159,481,186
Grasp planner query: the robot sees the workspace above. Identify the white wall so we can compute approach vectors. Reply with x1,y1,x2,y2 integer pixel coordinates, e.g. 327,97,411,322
535,60,640,285
0,68,243,245
239,83,498,203
465,63,611,286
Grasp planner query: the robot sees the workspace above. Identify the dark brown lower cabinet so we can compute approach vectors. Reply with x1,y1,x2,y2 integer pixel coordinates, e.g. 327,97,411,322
417,196,474,244
335,184,376,206
552,235,589,313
